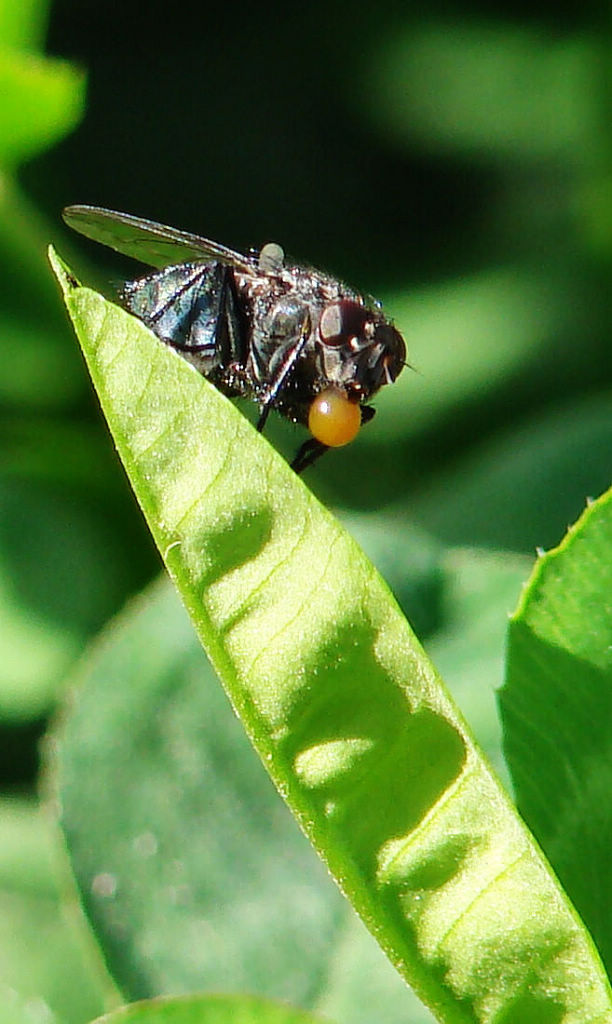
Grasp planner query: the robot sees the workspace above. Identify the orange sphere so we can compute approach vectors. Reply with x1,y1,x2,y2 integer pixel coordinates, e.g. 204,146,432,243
307,388,362,447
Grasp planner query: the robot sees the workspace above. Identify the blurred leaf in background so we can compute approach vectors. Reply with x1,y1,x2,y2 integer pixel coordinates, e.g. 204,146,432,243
501,488,612,975
0,3,150,1022
0,796,111,1024
364,24,601,163
0,0,157,732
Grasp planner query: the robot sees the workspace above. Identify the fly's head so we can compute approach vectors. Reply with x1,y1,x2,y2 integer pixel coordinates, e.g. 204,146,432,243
304,298,405,449
317,299,405,399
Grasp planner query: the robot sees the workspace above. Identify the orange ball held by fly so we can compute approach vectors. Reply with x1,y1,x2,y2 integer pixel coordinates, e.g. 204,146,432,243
307,387,362,448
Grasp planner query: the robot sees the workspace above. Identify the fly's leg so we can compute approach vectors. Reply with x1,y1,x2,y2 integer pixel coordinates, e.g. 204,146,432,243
255,405,272,433
255,309,311,433
290,405,375,474
290,438,329,474
213,266,247,366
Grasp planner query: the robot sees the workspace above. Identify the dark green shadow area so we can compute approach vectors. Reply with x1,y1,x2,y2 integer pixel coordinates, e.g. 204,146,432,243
281,616,466,872
0,475,145,633
394,833,472,893
198,504,274,588
56,589,348,1006
502,624,612,975
496,988,564,1024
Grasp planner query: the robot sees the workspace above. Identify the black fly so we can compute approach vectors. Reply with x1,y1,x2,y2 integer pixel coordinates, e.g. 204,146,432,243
63,206,406,473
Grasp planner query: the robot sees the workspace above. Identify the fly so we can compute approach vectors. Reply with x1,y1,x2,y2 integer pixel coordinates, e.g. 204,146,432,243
62,205,406,473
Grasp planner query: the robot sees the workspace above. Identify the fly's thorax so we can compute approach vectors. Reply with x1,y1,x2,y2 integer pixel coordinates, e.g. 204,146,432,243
238,264,335,389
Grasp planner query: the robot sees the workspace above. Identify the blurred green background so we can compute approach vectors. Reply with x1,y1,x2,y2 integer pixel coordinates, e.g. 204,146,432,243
2,0,612,1020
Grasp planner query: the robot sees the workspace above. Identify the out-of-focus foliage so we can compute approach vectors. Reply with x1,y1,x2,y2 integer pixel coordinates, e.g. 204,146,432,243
0,4,153,1019
0,797,111,1024
2,0,612,1021
365,25,600,162
0,51,83,167
0,0,156,725
501,487,612,974
86,995,330,1024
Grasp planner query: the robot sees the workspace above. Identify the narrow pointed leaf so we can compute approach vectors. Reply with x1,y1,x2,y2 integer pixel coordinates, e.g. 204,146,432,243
50,248,612,1023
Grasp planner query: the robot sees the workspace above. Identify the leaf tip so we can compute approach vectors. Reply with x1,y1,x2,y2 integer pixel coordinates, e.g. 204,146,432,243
48,245,80,299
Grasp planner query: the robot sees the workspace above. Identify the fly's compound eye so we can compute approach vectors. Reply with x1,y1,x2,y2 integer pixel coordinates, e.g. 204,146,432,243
319,300,368,347
308,387,361,447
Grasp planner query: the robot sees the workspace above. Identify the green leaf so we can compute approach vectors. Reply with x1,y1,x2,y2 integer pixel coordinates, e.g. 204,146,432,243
365,24,599,163
406,392,612,553
88,994,325,1024
500,485,612,974
52,543,527,1023
0,469,152,722
51,574,434,1024
0,0,49,53
0,49,84,166
50,248,612,1022
0,797,111,1024
375,267,574,441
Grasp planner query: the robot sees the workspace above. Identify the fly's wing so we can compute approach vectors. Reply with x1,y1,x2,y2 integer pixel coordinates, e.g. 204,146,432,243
62,205,253,272
121,263,225,357
121,263,246,379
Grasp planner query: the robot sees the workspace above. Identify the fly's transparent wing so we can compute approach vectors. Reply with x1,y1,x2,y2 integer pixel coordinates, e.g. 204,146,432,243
62,206,253,272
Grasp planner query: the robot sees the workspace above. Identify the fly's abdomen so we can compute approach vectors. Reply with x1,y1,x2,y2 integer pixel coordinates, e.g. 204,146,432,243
121,262,228,368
